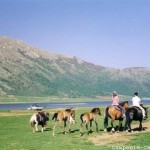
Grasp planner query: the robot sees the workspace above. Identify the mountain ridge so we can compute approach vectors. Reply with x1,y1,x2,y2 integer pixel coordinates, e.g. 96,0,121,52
1,37,150,98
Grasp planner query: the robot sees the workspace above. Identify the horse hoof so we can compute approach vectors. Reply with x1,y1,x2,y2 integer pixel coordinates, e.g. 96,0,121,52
89,130,93,133
63,131,66,134
80,133,83,136
111,128,115,133
104,129,107,132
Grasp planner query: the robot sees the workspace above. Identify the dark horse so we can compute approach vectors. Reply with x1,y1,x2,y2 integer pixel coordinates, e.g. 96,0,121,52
80,108,102,136
52,108,75,136
104,101,129,132
124,106,148,132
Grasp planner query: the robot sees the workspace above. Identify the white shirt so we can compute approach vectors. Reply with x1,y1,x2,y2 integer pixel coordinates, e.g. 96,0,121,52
132,96,142,106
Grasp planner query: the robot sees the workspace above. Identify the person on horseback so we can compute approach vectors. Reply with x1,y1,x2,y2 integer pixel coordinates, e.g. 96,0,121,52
132,92,146,119
112,91,125,118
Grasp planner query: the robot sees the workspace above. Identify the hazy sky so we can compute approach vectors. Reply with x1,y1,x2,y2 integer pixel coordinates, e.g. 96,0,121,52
0,0,150,69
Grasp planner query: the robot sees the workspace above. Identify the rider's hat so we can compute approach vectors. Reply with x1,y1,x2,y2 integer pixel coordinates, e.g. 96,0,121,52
134,92,138,96
112,91,117,96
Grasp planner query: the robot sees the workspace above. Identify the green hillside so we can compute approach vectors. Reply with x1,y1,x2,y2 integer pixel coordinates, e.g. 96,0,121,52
1,37,150,98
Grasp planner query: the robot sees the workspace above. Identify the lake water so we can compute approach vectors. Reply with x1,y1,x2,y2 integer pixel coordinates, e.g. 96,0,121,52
0,100,150,110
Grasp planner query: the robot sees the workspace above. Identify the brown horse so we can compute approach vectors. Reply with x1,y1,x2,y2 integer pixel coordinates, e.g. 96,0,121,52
52,108,75,136
80,108,102,136
104,101,129,132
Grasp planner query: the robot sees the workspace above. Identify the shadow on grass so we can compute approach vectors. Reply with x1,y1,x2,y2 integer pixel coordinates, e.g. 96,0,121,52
58,129,80,135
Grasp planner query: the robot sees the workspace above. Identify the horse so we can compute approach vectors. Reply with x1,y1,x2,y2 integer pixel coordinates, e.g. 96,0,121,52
104,101,129,132
30,111,49,132
124,106,148,132
52,108,75,136
80,107,102,136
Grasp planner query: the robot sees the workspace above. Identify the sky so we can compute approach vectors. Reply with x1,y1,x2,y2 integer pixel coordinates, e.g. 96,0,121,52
0,0,150,69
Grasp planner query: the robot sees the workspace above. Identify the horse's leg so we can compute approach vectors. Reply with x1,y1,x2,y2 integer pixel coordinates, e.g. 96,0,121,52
126,119,132,132
52,121,57,136
139,120,142,131
129,121,132,132
124,118,128,132
68,121,71,133
32,125,35,132
89,121,92,133
80,122,84,136
59,120,64,134
111,119,115,133
124,116,131,132
31,121,35,132
94,120,98,132
41,123,44,132
86,123,89,134
44,122,46,130
117,120,122,132
63,120,67,134
35,122,38,132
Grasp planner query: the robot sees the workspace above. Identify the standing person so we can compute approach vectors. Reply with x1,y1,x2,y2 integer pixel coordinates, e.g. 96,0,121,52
132,92,146,119
112,91,124,118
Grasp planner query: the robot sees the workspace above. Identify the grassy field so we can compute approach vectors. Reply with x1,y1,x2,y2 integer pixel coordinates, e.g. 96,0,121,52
0,107,150,150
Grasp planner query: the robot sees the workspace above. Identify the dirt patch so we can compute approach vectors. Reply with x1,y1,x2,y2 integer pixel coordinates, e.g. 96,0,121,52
88,121,150,146
89,132,134,146
0,112,30,116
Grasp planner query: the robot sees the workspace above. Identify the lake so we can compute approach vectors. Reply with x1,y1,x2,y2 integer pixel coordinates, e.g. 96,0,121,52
0,100,150,110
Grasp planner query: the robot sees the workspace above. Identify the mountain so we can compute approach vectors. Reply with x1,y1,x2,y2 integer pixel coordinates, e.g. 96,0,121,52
1,37,150,98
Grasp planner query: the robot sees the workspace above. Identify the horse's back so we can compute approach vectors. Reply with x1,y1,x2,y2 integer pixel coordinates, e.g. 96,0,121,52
107,105,122,119
126,107,143,120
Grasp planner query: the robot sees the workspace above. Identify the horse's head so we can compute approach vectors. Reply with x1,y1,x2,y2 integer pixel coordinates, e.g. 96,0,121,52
39,112,49,122
120,101,129,110
91,108,102,116
44,112,50,121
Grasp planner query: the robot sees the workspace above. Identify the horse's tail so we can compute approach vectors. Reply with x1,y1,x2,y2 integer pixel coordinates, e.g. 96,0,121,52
80,113,84,123
30,120,34,128
52,112,58,121
124,108,131,131
104,107,109,130
30,114,36,128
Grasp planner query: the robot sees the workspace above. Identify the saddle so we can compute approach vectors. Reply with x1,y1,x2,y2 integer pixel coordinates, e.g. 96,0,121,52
132,106,142,114
113,105,121,111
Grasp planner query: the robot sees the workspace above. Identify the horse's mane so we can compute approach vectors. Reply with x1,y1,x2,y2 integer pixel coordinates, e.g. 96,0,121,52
65,108,74,113
119,101,128,106
65,108,72,112
91,108,99,113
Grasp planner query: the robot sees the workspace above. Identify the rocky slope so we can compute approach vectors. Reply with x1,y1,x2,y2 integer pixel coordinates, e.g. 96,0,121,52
1,37,150,97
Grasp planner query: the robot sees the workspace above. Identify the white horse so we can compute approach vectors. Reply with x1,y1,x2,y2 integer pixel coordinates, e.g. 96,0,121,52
30,112,49,132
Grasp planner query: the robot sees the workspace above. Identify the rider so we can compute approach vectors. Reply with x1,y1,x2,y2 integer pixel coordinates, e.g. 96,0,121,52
132,92,146,119
112,91,125,118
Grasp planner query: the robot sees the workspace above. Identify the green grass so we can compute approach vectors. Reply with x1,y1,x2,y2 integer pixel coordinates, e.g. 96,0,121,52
0,107,150,150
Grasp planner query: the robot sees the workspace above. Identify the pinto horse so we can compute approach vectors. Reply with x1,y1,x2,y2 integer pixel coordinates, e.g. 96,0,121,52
52,108,75,136
80,108,102,136
30,111,49,132
104,101,129,132
124,106,148,132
